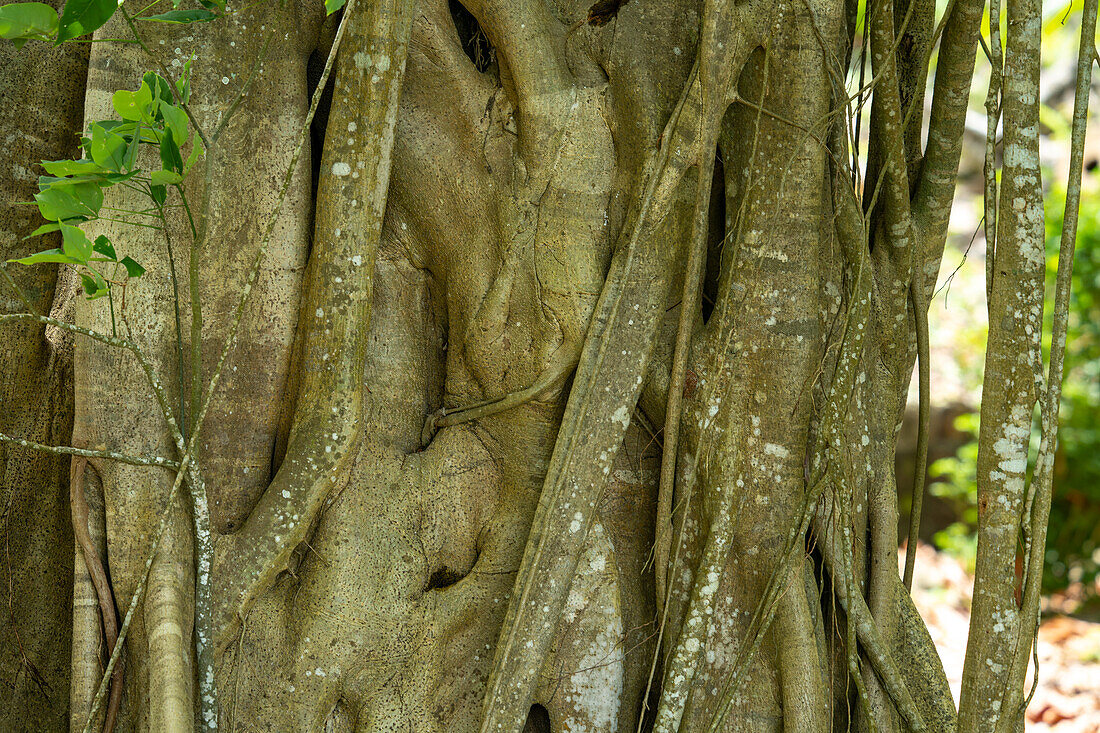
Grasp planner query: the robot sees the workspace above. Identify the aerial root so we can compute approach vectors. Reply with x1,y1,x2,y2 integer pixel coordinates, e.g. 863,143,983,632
420,348,576,447
813,511,927,731
70,458,123,733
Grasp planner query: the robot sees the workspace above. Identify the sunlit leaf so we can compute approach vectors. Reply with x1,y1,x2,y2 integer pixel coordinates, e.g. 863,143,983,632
40,158,105,177
324,0,345,14
89,122,127,172
112,81,154,122
33,180,101,221
24,221,61,238
10,248,76,265
150,168,182,185
159,101,188,146
57,0,116,41
60,222,92,262
0,2,58,47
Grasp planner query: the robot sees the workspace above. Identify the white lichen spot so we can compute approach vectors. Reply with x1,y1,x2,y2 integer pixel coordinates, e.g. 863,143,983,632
763,443,790,459
332,162,351,177
569,511,584,534
610,405,630,429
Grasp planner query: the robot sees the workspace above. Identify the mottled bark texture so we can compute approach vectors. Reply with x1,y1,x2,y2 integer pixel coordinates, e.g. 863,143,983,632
0,3,86,726
0,0,1083,729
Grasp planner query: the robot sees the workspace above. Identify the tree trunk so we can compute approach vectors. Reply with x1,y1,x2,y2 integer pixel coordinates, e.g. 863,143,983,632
0,0,1091,730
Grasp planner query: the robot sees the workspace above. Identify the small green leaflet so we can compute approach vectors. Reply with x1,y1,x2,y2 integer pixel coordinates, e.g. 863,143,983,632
92,234,115,260
176,59,193,104
159,128,183,173
11,248,74,265
159,102,188,146
80,271,108,299
89,123,127,172
57,0,117,42
120,255,144,278
24,222,61,238
143,71,173,106
0,2,58,48
60,222,93,261
324,0,346,14
150,169,182,185
112,81,154,122
40,158,104,177
184,138,204,174
34,180,102,221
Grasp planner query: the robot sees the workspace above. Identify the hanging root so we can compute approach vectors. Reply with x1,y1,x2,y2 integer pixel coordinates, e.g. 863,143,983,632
903,273,930,591
812,507,928,732
420,349,576,447
214,0,414,650
69,457,123,733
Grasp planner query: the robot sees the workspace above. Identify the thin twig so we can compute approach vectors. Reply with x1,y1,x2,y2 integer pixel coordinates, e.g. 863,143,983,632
0,433,179,469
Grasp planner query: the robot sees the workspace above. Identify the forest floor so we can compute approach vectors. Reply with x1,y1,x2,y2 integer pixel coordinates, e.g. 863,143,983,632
908,543,1100,731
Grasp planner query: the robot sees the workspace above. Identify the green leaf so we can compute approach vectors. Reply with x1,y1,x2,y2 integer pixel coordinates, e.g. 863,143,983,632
176,58,192,104
324,0,345,14
60,223,92,262
34,180,102,220
184,138,203,174
159,128,183,174
123,121,141,170
79,270,108,298
92,234,115,260
10,248,76,265
159,101,188,146
123,120,143,170
143,71,173,108
89,122,127,172
93,119,134,134
149,184,166,205
0,3,58,46
120,255,145,278
24,221,61,238
141,7,215,22
111,81,153,122
40,158,105,177
150,169,182,185
57,0,116,41
104,170,140,184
